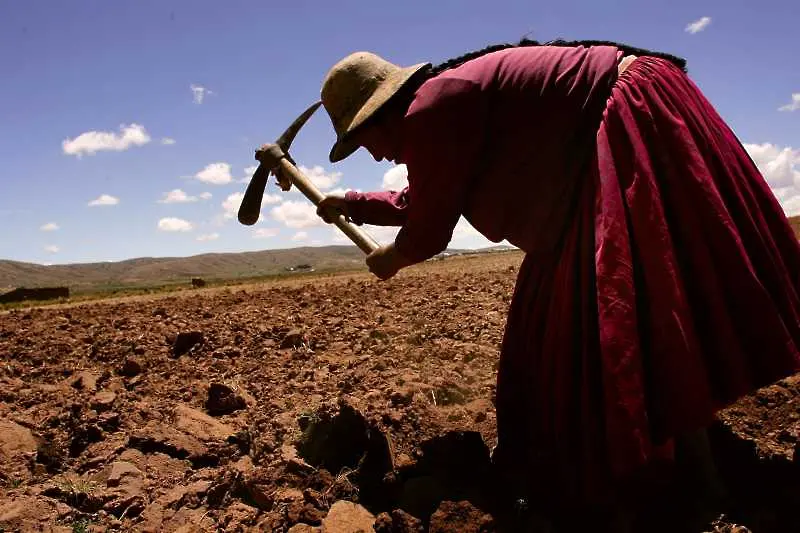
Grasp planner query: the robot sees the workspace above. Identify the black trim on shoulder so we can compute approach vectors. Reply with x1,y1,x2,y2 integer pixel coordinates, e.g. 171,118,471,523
426,38,688,77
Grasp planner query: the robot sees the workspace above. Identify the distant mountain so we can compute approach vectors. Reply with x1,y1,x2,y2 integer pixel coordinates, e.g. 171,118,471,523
15,213,797,293
0,246,369,291
789,215,800,240
0,245,511,292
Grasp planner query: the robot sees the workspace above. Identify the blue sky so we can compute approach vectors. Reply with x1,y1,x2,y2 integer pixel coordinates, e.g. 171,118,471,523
1,0,797,265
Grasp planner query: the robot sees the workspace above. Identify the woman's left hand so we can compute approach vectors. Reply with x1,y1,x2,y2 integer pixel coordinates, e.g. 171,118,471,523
366,243,411,281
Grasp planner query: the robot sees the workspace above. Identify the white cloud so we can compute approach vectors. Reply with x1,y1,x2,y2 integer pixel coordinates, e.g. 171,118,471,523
190,84,213,104
221,193,267,223
158,217,193,232
222,192,244,219
744,143,799,189
199,192,213,200
745,142,800,216
382,164,409,190
195,162,232,185
254,228,279,239
196,232,219,242
685,16,711,34
332,225,400,246
88,194,120,207
324,187,357,197
158,189,198,204
44,245,60,254
40,222,59,231
161,137,176,145
291,231,309,242
779,93,800,112
780,194,800,216
330,217,496,251
449,217,497,250
298,165,342,191
271,200,325,229
453,217,482,238
263,193,283,205
237,166,258,184
63,124,150,157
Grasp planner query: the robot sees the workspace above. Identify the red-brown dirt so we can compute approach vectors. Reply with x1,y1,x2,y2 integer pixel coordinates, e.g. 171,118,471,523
0,251,798,532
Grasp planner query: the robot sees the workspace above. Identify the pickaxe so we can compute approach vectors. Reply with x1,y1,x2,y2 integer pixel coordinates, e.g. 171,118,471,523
238,102,379,255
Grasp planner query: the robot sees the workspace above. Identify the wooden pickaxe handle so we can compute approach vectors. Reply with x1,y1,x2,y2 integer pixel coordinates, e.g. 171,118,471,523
275,158,380,255
239,146,380,255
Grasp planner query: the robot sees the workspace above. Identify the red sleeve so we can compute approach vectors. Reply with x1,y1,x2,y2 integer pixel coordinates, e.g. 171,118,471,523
344,189,409,226
394,77,486,263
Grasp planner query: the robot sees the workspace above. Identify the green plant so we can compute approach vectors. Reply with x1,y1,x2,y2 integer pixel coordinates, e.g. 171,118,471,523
72,518,91,533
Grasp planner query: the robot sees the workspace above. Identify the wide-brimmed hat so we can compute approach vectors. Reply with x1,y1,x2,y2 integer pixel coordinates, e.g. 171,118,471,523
321,52,430,163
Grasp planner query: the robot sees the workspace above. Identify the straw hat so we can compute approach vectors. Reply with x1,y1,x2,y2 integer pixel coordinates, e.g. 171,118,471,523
321,52,430,163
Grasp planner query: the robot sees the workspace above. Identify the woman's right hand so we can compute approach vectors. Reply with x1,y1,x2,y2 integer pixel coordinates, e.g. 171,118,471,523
316,194,351,224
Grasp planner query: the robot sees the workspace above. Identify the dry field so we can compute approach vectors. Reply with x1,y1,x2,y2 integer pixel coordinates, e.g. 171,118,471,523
1,251,798,532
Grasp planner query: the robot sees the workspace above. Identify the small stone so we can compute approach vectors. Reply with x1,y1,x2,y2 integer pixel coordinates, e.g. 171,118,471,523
0,420,38,459
98,461,146,518
321,500,375,532
0,496,60,531
281,444,314,473
220,501,259,529
428,501,494,533
205,383,248,416
119,358,142,377
394,453,416,472
374,509,424,533
174,405,235,442
172,331,204,357
389,388,413,407
91,391,117,412
244,478,274,511
288,524,321,533
70,371,99,392
280,329,306,349
105,461,143,488
0,420,38,480
128,423,210,464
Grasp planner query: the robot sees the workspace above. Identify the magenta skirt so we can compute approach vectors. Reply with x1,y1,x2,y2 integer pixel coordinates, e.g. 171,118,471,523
494,56,800,506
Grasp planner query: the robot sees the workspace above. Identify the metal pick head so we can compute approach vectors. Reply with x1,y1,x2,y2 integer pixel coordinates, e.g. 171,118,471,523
276,100,322,153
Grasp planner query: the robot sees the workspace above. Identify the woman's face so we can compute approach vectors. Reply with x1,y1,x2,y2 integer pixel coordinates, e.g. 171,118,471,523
352,107,404,163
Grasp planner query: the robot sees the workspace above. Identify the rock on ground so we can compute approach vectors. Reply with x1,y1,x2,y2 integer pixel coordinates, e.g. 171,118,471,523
322,500,376,532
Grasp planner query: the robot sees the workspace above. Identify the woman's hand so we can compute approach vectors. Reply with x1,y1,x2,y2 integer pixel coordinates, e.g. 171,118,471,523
316,194,351,224
366,243,413,281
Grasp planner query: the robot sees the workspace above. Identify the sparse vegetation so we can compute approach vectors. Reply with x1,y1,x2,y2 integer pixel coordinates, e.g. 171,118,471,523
71,518,91,533
5,478,23,489
52,474,99,510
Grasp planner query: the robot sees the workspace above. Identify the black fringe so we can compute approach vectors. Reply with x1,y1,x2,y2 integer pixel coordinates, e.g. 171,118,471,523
426,38,688,77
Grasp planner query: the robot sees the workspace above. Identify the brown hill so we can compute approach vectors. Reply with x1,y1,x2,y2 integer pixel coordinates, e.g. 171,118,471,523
0,246,370,291
789,215,800,240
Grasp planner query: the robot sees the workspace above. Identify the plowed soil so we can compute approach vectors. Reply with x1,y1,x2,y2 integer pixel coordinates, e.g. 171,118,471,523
1,251,798,532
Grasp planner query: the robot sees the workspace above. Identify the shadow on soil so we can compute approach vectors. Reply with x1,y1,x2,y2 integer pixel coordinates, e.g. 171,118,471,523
292,402,800,532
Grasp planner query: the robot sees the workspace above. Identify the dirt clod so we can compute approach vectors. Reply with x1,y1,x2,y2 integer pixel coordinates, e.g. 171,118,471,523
119,357,143,377
428,500,495,533
172,331,204,357
1,252,798,532
322,500,376,532
205,382,247,416
281,328,307,349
